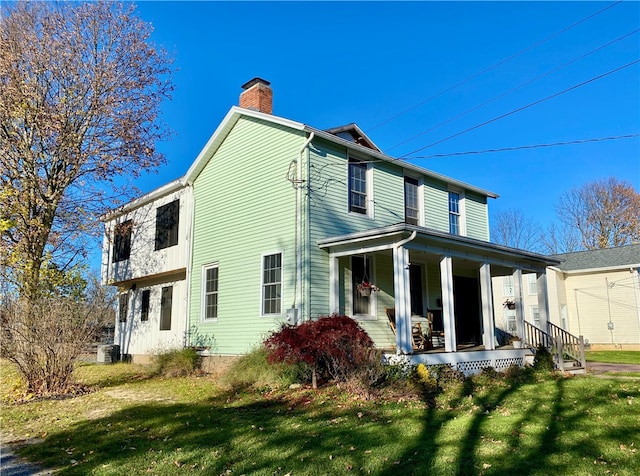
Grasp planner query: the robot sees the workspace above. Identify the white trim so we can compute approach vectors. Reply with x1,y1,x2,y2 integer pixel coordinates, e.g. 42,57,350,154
201,263,219,322
260,250,284,317
347,156,374,218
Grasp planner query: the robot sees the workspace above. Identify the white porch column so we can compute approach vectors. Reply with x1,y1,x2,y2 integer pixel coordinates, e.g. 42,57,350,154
440,255,456,352
393,245,412,354
536,270,550,331
513,268,525,338
329,255,339,315
480,262,496,350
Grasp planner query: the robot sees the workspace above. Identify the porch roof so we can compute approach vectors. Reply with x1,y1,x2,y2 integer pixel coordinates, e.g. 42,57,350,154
317,223,561,272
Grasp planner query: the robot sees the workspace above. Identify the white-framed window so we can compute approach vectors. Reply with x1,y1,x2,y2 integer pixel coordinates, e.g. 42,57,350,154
505,310,517,333
503,275,515,297
531,306,540,328
404,176,420,225
262,252,282,316
351,255,377,318
561,304,568,330
448,190,460,235
527,274,538,295
202,264,219,321
348,157,373,217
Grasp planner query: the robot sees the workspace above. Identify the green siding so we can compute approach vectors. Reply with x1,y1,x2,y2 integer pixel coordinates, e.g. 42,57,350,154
423,178,449,232
189,117,305,354
465,191,489,240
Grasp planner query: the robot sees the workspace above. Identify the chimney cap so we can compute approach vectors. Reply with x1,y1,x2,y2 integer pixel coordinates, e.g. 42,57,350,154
241,77,271,90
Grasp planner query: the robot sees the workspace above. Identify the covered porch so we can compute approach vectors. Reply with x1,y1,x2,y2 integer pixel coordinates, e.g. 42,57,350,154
318,224,561,371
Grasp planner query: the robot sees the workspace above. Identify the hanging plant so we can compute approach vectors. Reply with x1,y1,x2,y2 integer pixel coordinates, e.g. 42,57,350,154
357,281,379,297
503,299,516,310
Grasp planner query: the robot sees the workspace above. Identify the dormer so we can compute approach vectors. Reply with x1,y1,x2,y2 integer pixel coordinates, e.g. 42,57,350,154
324,123,381,152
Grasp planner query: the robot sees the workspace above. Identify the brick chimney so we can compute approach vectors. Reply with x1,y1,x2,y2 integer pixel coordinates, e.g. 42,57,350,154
239,77,273,114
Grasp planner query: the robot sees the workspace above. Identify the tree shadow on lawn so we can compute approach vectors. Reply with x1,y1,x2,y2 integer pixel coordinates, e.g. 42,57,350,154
380,373,640,476
15,375,640,475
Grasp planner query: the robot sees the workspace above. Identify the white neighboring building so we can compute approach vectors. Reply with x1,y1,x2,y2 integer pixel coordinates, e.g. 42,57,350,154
101,180,193,359
493,244,640,350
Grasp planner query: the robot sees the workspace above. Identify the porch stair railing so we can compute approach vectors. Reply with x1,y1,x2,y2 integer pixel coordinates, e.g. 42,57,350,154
523,321,586,372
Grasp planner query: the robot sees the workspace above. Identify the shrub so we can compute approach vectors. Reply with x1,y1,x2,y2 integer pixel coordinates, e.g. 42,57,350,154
410,363,439,397
153,348,202,377
533,344,555,372
219,347,304,392
264,314,377,389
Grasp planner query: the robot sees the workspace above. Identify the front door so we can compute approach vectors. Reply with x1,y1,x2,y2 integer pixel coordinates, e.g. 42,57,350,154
453,276,481,345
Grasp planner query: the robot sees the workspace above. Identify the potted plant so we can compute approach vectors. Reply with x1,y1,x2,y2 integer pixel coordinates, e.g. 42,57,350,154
510,336,522,349
503,299,516,310
357,281,379,297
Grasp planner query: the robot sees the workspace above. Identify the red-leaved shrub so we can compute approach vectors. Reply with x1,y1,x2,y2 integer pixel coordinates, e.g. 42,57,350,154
263,314,376,388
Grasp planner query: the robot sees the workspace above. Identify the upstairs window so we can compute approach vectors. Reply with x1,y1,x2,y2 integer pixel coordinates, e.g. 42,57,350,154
140,290,150,322
503,275,515,297
112,220,132,262
449,191,460,235
262,253,282,315
404,177,420,225
155,200,179,250
528,274,538,294
348,159,368,215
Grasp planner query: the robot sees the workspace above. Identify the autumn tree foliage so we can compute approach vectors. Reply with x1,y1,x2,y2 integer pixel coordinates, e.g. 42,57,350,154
264,315,377,389
0,1,172,395
0,1,173,300
556,177,640,250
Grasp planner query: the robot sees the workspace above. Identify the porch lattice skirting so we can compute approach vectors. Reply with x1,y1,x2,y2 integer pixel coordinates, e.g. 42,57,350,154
385,349,526,376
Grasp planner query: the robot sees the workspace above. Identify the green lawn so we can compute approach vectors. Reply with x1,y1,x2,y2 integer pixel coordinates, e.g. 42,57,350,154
586,350,640,365
2,361,639,476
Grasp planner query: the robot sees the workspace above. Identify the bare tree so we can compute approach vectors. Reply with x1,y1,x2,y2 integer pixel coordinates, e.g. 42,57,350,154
491,208,543,252
0,1,173,301
1,275,115,395
540,222,582,255
556,177,640,250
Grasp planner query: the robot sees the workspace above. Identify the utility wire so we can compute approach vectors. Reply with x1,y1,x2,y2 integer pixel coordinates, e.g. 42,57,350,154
406,134,640,159
400,58,640,158
366,0,623,132
388,28,639,152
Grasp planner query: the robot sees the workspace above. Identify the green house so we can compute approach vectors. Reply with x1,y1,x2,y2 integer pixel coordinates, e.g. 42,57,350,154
102,78,565,373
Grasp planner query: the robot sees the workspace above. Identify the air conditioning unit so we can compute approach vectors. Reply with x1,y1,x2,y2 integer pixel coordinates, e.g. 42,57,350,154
97,344,113,364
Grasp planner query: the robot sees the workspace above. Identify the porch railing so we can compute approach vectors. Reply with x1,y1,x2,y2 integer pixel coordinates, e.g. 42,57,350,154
547,322,586,370
522,321,586,371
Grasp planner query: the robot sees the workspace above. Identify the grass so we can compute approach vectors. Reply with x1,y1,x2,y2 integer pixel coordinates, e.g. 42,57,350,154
1,360,639,475
586,350,640,365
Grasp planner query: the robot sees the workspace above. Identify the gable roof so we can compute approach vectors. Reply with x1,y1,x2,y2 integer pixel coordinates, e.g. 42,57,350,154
106,106,499,218
551,244,640,272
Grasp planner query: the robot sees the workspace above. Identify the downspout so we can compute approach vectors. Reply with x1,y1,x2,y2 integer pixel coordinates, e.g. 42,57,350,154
294,132,314,322
394,230,417,250
184,184,195,348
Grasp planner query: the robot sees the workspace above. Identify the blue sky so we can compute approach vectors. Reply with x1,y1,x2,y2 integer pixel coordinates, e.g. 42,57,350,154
131,0,639,233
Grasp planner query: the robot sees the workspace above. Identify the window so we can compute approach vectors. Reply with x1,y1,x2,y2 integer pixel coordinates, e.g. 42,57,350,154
531,307,540,328
155,200,179,250
352,256,372,316
503,275,515,297
506,310,517,333
528,274,538,294
160,286,172,330
112,220,132,262
203,264,219,320
348,159,367,214
141,290,150,322
262,253,282,315
118,293,128,322
448,191,460,235
404,177,420,225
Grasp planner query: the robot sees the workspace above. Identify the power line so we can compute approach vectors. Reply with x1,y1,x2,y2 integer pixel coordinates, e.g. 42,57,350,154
366,0,623,133
400,59,640,158
406,134,640,159
388,28,640,152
